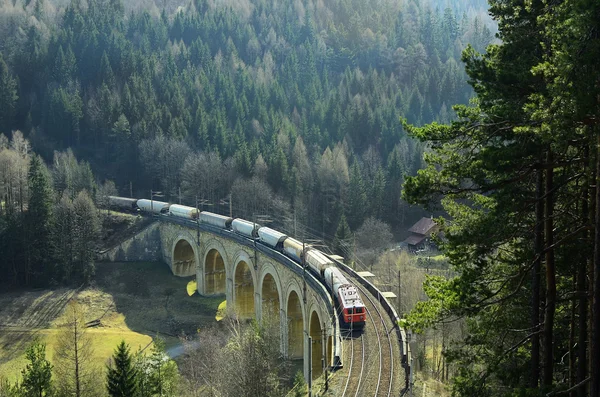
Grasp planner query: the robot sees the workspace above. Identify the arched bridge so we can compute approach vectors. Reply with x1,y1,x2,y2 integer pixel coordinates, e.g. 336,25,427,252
101,216,341,382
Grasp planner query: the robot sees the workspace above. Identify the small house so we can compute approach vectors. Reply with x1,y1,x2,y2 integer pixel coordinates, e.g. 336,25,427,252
404,217,439,251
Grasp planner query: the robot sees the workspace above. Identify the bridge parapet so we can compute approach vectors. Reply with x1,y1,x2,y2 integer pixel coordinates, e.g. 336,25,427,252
98,222,163,262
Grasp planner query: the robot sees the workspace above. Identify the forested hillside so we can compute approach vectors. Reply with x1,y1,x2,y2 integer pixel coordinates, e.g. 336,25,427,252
0,0,492,245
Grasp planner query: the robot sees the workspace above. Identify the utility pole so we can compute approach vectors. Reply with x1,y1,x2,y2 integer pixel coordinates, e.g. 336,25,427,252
129,181,132,197
322,322,328,392
253,214,258,271
302,240,307,304
308,336,312,397
353,233,357,269
150,190,164,216
331,269,337,370
219,195,233,217
253,214,272,272
350,304,354,339
196,196,200,246
398,269,402,316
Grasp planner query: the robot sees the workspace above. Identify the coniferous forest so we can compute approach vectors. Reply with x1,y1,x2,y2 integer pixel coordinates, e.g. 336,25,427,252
0,0,492,286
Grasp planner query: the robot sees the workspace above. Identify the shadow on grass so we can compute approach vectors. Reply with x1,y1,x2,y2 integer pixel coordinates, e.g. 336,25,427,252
94,261,223,339
0,262,222,370
0,288,77,366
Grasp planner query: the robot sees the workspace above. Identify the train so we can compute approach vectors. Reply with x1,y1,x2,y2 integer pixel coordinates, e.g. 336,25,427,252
107,196,367,328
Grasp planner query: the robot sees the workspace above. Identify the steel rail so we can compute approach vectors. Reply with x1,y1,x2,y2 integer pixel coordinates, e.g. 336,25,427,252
355,282,395,397
354,334,366,397
340,328,366,397
341,330,354,397
360,285,383,397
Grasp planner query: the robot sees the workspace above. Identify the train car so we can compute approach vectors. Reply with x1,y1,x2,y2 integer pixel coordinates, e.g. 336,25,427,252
258,227,287,249
283,237,304,263
324,267,366,327
305,249,333,277
232,219,260,238
137,199,170,214
200,212,233,229
108,196,138,211
169,204,199,219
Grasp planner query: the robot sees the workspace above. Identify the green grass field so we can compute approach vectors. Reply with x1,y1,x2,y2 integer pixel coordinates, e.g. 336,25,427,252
0,328,152,382
0,261,222,382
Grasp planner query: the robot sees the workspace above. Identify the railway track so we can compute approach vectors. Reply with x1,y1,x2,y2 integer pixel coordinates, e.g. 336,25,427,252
340,278,396,397
341,329,365,397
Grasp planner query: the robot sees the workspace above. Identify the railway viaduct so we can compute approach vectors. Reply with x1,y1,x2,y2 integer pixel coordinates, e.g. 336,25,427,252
100,217,340,382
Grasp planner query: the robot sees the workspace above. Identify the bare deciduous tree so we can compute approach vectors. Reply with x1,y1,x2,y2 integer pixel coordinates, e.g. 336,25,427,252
180,151,223,206
0,131,30,214
180,318,291,397
139,136,191,199
53,300,101,397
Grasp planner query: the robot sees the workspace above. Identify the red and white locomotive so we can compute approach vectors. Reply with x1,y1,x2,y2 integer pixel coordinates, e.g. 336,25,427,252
325,267,366,327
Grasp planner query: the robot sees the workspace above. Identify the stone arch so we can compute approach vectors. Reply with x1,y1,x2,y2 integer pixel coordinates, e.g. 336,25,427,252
259,262,283,324
171,234,197,277
286,288,304,360
309,310,323,380
203,240,230,295
232,251,257,319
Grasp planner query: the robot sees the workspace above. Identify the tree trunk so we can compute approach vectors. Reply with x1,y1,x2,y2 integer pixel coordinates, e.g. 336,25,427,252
74,317,80,397
591,133,600,397
543,149,556,387
569,274,576,397
577,145,589,397
590,137,597,390
532,166,543,388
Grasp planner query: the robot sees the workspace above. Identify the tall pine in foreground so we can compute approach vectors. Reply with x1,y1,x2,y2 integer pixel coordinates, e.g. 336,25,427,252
25,154,55,286
20,341,53,397
403,0,600,395
532,0,600,394
106,341,138,397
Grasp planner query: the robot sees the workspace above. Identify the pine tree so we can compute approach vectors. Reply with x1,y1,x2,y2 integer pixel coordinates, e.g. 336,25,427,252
135,339,179,397
107,341,138,397
292,371,307,397
99,51,116,88
54,193,75,281
0,53,18,134
530,1,600,394
334,213,352,257
400,0,589,394
20,341,53,397
72,191,99,283
370,166,386,219
346,162,366,229
25,155,55,286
